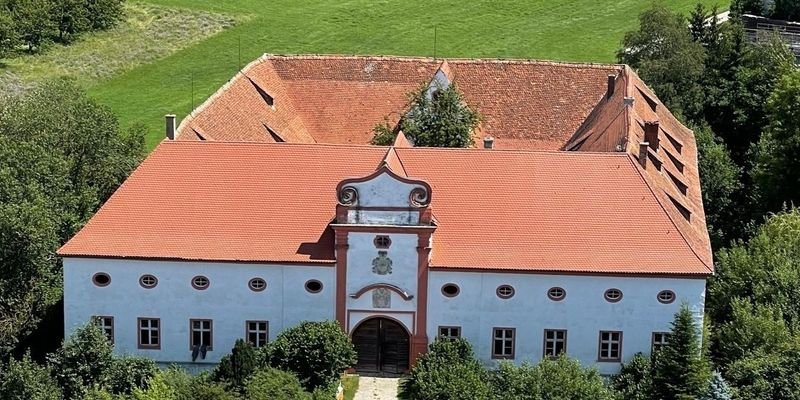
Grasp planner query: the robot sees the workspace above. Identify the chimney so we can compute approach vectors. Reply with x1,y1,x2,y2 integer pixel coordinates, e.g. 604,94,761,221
644,121,660,151
623,96,634,107
483,136,495,149
607,74,616,98
165,114,176,140
639,142,649,168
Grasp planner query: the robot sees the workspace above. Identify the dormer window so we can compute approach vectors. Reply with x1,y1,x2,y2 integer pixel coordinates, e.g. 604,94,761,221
248,78,275,109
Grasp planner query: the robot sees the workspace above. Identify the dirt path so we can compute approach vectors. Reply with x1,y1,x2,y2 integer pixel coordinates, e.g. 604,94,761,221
353,376,400,400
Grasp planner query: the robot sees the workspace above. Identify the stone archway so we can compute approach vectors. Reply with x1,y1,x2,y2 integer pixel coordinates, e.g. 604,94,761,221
351,317,410,374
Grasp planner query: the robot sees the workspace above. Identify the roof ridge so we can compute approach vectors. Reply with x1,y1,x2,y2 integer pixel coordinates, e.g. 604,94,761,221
262,53,624,69
625,154,712,273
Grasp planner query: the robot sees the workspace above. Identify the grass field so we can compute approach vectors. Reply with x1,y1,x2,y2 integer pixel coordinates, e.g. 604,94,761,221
342,374,359,400
7,0,727,148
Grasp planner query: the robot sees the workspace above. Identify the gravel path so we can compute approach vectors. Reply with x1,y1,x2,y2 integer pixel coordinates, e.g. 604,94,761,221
353,376,400,400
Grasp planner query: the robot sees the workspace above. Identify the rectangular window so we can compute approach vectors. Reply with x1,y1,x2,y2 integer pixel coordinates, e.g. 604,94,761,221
492,327,515,359
652,332,669,353
138,318,160,349
543,329,567,358
246,321,269,347
93,316,114,344
598,331,622,361
191,319,213,350
438,326,461,341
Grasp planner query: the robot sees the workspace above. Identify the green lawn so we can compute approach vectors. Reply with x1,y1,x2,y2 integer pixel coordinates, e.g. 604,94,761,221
30,0,729,148
342,374,359,400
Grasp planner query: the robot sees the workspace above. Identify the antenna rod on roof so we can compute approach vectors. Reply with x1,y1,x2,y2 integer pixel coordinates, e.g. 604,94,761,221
433,25,437,61
238,35,242,72
191,71,195,112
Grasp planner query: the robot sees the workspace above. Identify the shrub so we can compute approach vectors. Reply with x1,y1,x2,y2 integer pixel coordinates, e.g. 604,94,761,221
0,353,61,400
85,0,125,31
213,339,258,393
132,372,176,400
404,338,490,400
490,356,615,400
612,353,653,400
106,356,158,395
160,368,236,400
47,322,114,400
246,368,311,400
265,321,356,391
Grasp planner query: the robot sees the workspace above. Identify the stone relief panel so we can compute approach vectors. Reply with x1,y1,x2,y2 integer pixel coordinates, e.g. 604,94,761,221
372,288,391,308
372,251,393,275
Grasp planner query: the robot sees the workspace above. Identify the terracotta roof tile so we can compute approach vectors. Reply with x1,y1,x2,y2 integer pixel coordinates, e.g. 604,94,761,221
59,141,710,275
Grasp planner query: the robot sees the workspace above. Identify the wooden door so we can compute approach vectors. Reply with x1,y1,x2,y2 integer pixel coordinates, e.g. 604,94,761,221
352,318,409,373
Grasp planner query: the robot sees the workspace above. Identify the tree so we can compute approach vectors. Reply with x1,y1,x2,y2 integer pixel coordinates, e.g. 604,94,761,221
106,356,158,395
531,356,616,400
373,82,480,147
618,4,707,122
85,0,125,31
0,10,19,60
651,306,711,400
714,299,792,368
9,0,56,53
245,368,310,400
0,353,61,400
725,345,800,400
132,373,176,400
213,339,258,393
47,323,114,400
753,69,800,212
265,321,356,391
612,353,653,400
0,79,144,356
50,0,89,43
403,338,490,400
695,125,741,248
700,371,733,400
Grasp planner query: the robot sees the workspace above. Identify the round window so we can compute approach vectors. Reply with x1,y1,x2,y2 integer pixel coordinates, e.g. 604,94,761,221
192,275,210,290
374,235,392,249
657,290,676,304
305,279,323,294
92,272,111,287
604,288,623,303
249,278,267,292
139,274,158,289
496,284,515,299
548,287,566,301
441,283,460,298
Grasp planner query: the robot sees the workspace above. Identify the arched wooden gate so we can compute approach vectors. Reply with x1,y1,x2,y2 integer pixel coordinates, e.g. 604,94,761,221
351,317,410,374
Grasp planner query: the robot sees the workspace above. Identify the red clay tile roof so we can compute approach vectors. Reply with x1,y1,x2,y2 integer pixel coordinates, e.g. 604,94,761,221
59,141,710,275
177,55,619,149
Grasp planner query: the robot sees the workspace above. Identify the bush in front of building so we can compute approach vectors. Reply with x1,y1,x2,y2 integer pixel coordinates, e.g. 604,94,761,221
0,352,61,400
402,338,491,400
47,323,114,400
490,356,615,400
212,339,258,393
612,353,653,400
263,320,357,392
245,367,311,400
105,356,158,396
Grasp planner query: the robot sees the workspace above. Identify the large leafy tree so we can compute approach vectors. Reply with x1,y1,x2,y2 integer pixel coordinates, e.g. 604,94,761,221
8,0,56,53
618,4,706,122
0,353,61,400
694,125,741,248
0,79,144,356
651,306,711,400
47,323,114,400
51,0,89,44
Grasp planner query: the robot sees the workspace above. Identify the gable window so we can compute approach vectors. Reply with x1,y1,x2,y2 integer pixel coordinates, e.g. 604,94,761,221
192,276,210,290
652,332,669,353
139,274,158,289
543,329,567,358
92,272,111,287
246,321,269,347
190,319,213,351
496,285,515,299
93,316,114,344
598,331,622,362
492,327,515,359
438,326,461,341
604,288,623,303
138,318,160,349
547,287,566,301
657,290,676,304
249,278,267,292
374,235,392,249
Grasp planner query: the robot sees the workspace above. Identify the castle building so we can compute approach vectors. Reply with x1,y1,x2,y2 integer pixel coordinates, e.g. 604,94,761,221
59,56,713,374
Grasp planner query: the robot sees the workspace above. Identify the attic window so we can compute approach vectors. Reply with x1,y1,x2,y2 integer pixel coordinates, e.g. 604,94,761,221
248,78,275,109
264,124,284,142
666,169,688,195
664,149,684,173
664,132,683,154
668,193,692,221
192,128,206,141
637,87,658,112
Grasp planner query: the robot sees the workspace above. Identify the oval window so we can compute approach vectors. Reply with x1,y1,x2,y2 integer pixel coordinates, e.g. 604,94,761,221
604,288,623,303
192,275,210,290
92,272,111,287
249,278,267,292
548,287,566,301
657,290,676,304
441,283,460,298
496,284,515,299
139,274,158,289
374,235,392,249
305,279,323,294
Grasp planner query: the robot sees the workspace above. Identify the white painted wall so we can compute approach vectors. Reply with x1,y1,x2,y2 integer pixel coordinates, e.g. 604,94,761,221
345,232,419,334
63,258,335,365
344,172,426,209
427,271,706,375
